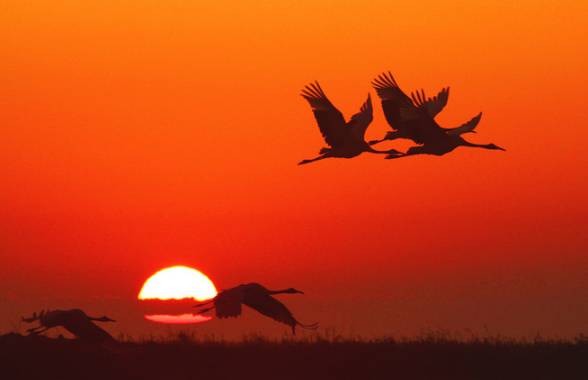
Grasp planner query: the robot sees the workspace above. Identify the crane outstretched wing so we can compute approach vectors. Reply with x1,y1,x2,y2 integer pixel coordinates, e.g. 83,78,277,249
244,293,298,329
410,87,450,118
68,319,115,343
301,82,347,148
445,112,482,135
214,287,244,318
347,94,373,141
371,72,416,131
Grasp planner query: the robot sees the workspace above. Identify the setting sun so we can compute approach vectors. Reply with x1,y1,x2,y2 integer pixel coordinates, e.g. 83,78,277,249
138,266,218,301
138,266,218,324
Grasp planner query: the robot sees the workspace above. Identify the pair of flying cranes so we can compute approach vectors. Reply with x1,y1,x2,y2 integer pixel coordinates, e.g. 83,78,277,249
21,73,505,342
299,71,504,165
22,284,316,342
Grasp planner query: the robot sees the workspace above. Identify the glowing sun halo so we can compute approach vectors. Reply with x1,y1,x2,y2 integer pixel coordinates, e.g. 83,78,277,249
139,265,218,301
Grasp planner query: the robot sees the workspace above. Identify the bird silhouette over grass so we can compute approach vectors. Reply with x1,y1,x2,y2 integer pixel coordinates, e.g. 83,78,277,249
369,72,505,158
22,309,116,343
298,81,401,165
194,283,318,334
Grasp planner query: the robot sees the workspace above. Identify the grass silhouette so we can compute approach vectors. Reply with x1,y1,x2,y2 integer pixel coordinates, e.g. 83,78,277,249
2,330,587,379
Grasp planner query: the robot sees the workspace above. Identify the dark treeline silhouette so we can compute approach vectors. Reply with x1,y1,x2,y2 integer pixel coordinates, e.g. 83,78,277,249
194,282,318,334
1,332,586,380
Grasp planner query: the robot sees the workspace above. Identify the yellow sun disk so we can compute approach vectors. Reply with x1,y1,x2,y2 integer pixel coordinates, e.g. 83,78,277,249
138,266,217,301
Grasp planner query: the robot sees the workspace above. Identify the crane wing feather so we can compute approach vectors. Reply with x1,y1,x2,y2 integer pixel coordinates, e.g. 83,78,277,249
244,293,297,329
411,87,450,118
347,94,373,140
371,71,415,131
445,112,482,135
301,82,347,148
214,287,245,319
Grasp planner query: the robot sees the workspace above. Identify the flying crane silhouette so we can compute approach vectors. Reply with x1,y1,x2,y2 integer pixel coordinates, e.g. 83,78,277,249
299,81,401,165
22,309,116,343
369,72,504,157
194,283,318,334
369,72,479,145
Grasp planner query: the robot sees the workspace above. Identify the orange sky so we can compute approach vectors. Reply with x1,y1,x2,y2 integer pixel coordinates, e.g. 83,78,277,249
1,1,587,339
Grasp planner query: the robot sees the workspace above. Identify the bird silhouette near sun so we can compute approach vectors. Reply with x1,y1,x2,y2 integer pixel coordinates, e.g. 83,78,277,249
194,282,318,334
299,71,504,164
22,309,116,343
137,266,316,333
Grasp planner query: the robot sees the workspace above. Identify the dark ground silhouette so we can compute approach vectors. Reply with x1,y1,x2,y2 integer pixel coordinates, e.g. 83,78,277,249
2,332,586,380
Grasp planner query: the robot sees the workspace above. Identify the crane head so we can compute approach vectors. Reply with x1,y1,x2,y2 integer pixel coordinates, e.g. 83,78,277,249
285,288,304,294
95,316,116,323
487,143,506,151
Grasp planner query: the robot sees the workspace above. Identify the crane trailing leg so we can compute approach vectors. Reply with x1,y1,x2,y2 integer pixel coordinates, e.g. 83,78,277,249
369,131,401,145
298,154,331,165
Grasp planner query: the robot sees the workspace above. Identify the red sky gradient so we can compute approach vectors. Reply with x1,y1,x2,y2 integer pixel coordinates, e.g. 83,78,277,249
1,1,587,339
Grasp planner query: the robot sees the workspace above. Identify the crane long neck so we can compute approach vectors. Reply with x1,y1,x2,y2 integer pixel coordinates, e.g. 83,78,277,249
268,289,292,295
461,140,493,149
